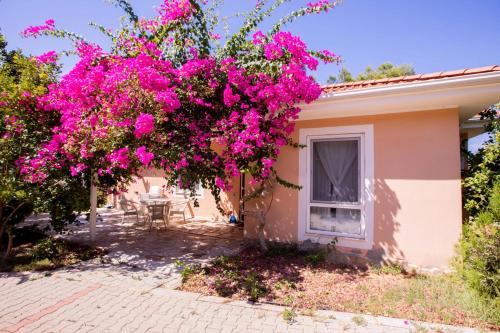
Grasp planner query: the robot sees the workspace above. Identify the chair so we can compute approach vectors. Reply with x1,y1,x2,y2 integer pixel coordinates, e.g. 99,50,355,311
119,198,139,224
146,203,170,231
168,199,190,223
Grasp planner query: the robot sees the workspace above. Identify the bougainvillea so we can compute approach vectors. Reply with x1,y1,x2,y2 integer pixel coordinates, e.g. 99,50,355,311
19,0,340,210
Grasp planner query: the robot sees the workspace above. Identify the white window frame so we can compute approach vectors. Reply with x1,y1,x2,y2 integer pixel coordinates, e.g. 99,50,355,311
298,124,374,250
174,181,204,198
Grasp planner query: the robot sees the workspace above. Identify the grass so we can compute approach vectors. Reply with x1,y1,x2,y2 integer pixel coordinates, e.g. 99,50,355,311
179,246,500,330
0,226,106,272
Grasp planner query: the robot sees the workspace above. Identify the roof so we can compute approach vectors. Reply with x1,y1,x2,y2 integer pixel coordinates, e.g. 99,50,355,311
322,65,500,93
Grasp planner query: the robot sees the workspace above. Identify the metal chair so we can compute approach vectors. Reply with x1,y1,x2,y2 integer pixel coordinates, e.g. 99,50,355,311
146,203,170,231
168,199,190,223
119,198,139,224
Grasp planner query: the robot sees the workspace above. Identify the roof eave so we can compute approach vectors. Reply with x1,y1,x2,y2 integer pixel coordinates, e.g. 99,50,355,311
298,71,500,123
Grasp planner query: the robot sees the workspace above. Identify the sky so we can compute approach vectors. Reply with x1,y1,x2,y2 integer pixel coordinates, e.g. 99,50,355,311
0,0,499,150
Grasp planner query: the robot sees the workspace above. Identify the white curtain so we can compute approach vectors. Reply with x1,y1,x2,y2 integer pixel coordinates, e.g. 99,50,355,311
312,139,359,203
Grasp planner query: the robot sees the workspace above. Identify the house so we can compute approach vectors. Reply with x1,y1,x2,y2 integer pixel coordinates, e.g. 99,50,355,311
121,65,500,270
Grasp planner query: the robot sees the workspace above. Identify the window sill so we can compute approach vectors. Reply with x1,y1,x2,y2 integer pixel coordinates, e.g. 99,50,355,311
302,232,373,250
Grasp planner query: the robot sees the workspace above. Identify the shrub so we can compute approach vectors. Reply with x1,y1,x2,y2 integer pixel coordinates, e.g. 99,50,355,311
31,238,59,261
457,182,500,298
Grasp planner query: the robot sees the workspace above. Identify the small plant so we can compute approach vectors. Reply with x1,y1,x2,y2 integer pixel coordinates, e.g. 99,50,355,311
371,263,406,275
174,259,185,267
31,238,59,261
304,250,327,266
351,315,368,327
175,261,202,282
243,272,267,301
282,308,296,323
283,295,294,306
213,255,230,268
266,243,303,257
301,307,315,316
410,323,429,333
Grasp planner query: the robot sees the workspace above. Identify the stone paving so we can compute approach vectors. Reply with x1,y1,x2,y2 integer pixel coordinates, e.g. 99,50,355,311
0,211,488,333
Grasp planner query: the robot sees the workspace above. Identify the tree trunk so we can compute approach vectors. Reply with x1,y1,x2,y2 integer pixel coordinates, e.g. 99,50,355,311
255,211,268,252
89,172,97,242
3,226,13,259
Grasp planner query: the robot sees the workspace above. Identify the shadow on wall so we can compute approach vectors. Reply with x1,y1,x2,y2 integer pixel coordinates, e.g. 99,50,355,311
243,178,405,266
243,183,298,244
367,178,403,264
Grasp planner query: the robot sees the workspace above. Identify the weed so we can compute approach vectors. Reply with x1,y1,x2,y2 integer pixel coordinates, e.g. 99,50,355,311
304,250,327,266
174,259,185,267
243,272,266,301
301,307,315,316
282,308,296,323
213,255,230,268
370,263,406,275
410,323,429,333
283,295,294,306
266,243,303,257
351,315,367,327
180,264,201,281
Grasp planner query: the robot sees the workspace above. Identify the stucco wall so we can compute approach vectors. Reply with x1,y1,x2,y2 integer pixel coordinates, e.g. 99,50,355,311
244,108,462,269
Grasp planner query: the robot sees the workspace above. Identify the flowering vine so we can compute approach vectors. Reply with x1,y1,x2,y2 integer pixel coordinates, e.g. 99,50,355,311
19,0,341,212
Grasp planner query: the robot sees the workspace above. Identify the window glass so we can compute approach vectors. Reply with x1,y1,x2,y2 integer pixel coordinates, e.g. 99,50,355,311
310,207,361,235
311,139,359,203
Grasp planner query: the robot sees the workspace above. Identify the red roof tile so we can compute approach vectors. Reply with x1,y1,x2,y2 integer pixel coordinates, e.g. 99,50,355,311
322,65,500,93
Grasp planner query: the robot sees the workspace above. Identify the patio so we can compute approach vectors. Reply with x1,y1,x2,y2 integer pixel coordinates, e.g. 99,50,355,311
23,208,244,289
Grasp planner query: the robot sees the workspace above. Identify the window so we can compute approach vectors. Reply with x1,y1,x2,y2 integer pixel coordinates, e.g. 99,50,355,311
299,125,374,249
174,182,204,198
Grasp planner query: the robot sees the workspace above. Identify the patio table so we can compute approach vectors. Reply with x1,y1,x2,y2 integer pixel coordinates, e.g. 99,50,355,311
139,197,171,225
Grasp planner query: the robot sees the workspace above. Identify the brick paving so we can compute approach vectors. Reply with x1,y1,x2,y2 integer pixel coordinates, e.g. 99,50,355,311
0,212,485,333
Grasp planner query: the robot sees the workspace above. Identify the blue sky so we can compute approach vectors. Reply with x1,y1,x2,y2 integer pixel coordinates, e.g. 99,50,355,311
1,0,498,150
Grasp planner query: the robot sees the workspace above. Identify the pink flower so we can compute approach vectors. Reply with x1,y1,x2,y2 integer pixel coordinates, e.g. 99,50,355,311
134,113,155,138
306,0,336,13
70,163,87,176
209,33,221,40
107,147,130,169
223,85,240,107
252,31,266,45
20,19,55,38
135,146,155,166
34,51,58,64
158,0,194,23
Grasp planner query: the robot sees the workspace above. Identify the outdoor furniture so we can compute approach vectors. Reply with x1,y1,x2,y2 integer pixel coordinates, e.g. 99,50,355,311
148,186,162,199
145,202,170,231
168,199,190,223
119,198,139,224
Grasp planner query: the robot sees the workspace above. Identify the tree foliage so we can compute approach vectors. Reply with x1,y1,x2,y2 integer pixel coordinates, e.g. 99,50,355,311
462,105,500,216
457,104,500,299
0,33,89,257
327,62,415,84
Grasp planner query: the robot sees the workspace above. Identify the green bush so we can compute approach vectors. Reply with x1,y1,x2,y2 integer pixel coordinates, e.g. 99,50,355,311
458,182,500,298
31,238,59,261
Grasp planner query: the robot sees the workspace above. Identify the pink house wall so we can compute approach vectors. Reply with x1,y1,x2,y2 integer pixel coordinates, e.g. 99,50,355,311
244,108,463,269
